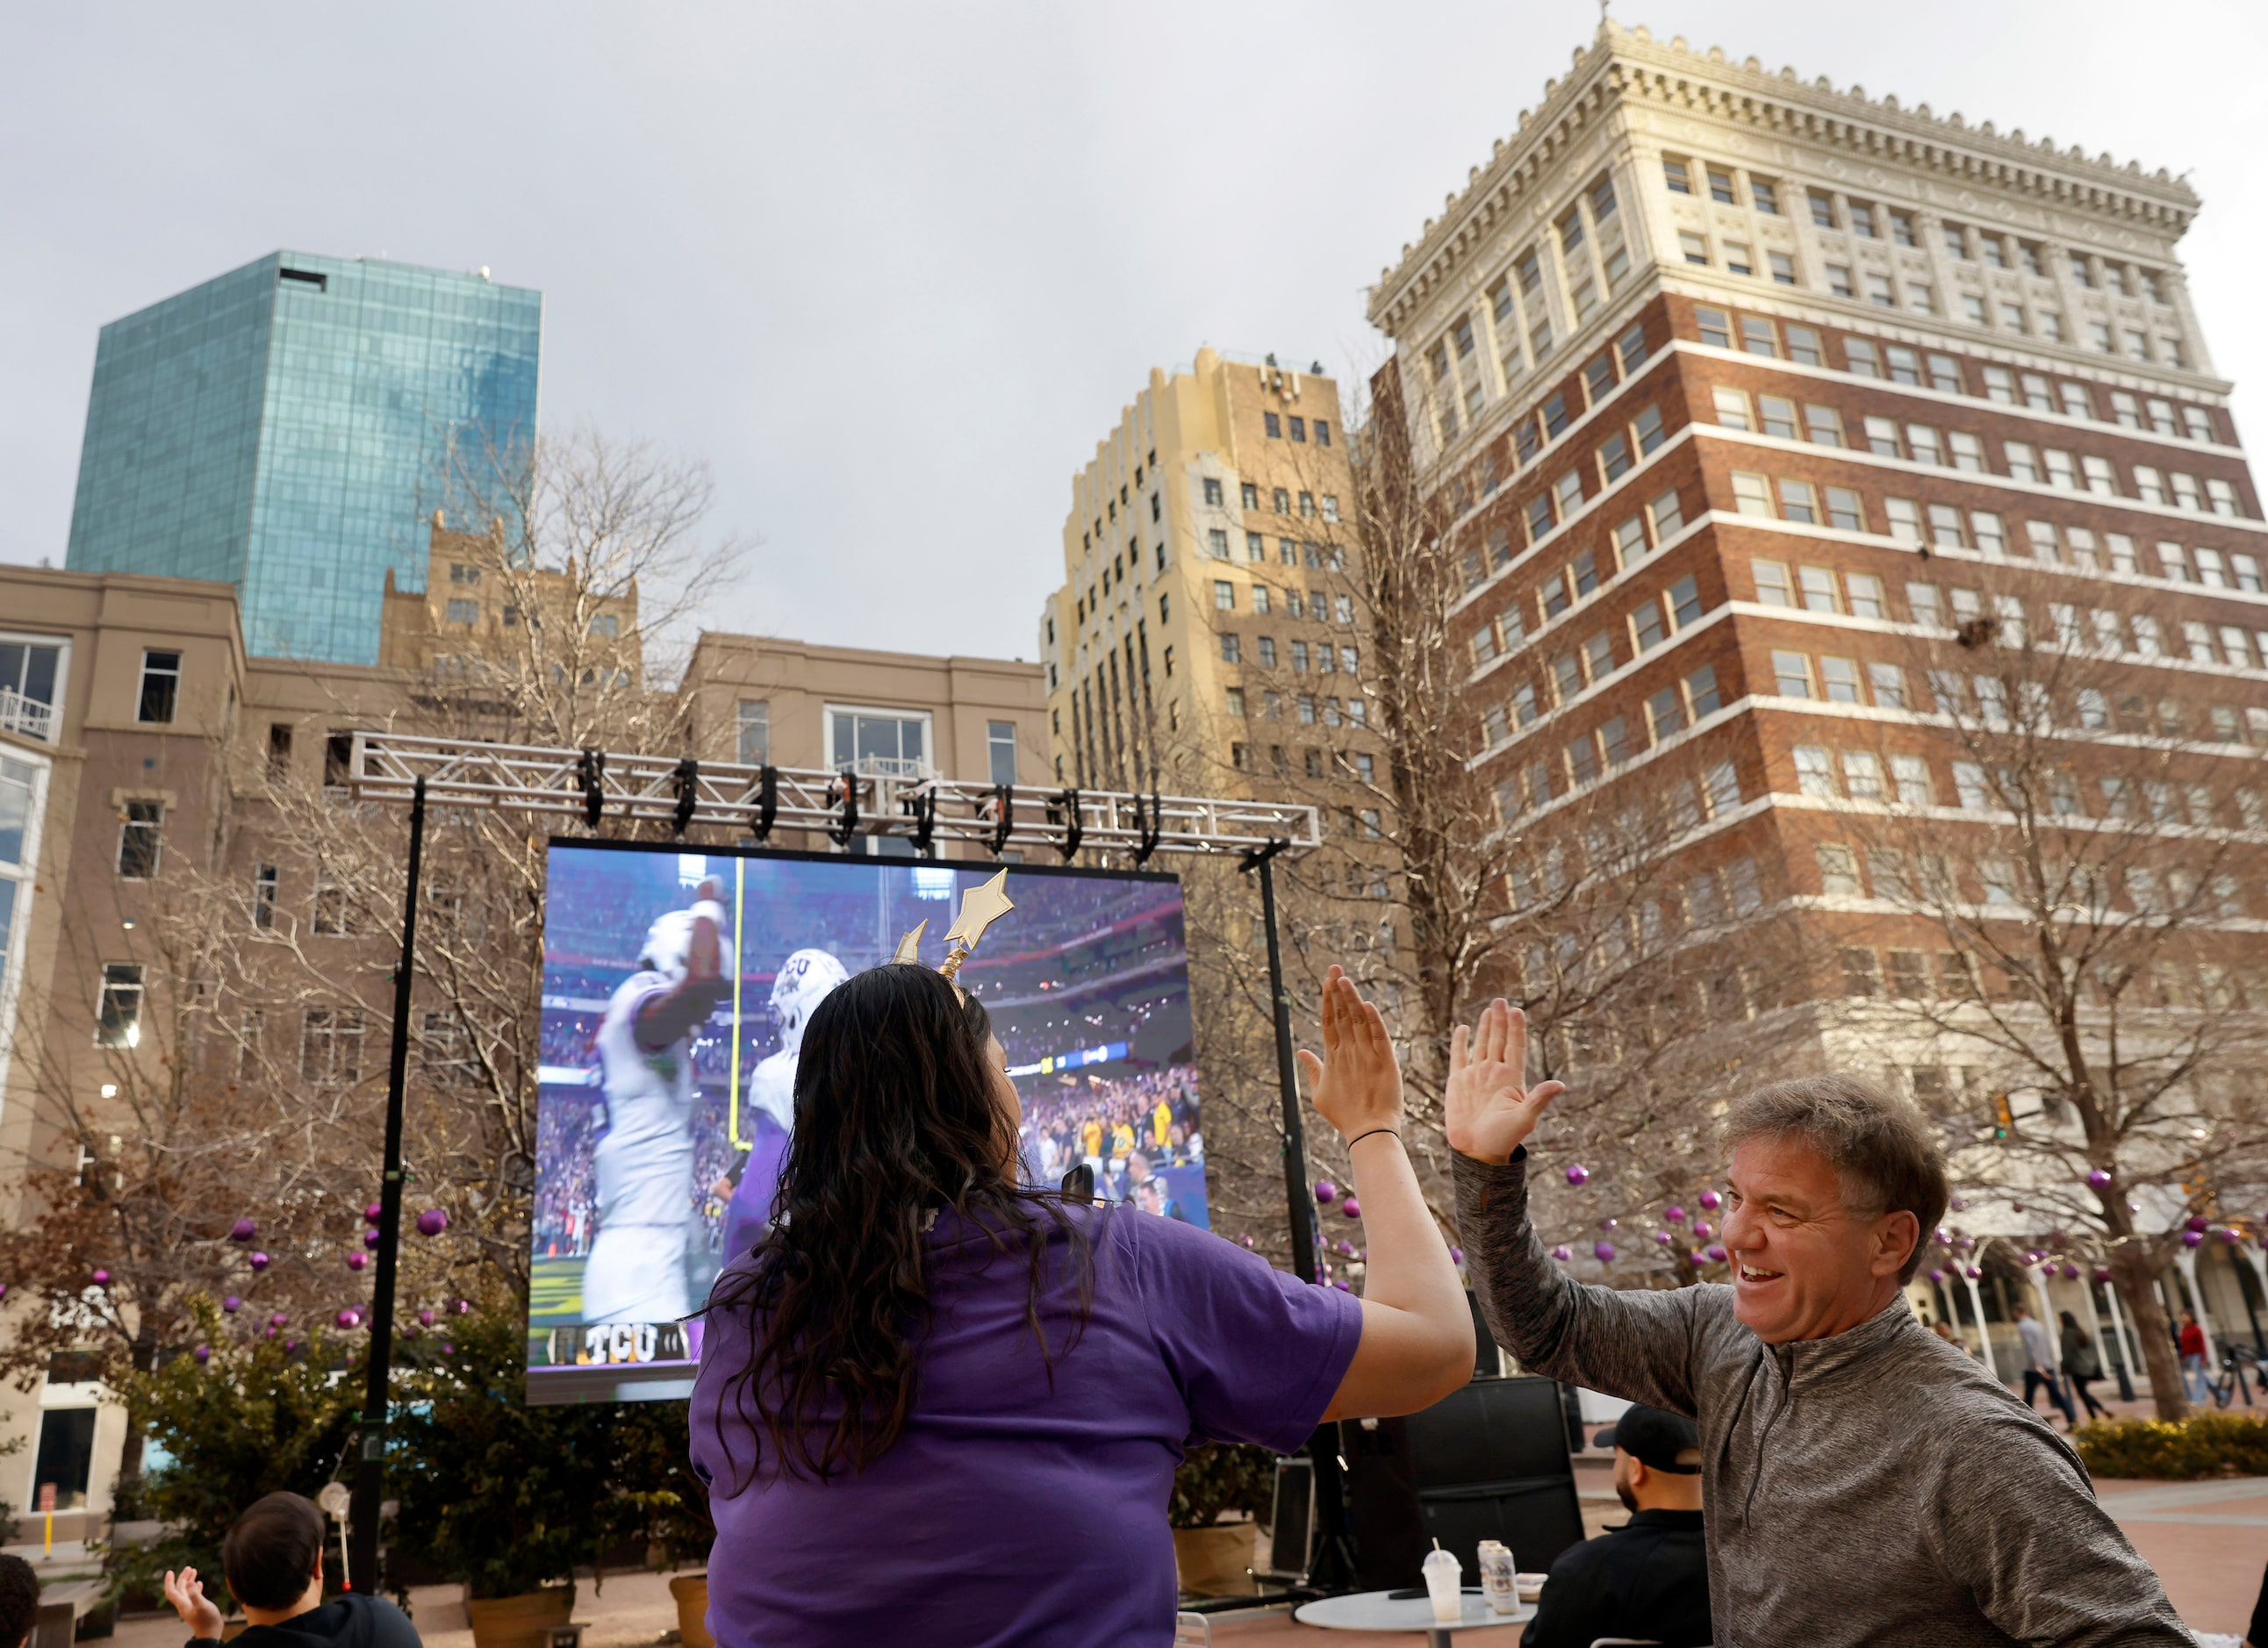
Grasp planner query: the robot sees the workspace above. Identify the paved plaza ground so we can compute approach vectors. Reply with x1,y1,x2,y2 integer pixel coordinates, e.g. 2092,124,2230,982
74,1440,2268,1646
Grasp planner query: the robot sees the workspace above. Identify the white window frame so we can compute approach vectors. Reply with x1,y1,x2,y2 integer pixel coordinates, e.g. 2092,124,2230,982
822,704,937,781
0,633,71,746
0,749,49,1100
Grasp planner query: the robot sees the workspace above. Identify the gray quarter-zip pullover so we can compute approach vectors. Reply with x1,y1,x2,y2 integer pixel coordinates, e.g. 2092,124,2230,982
1455,1150,2191,1646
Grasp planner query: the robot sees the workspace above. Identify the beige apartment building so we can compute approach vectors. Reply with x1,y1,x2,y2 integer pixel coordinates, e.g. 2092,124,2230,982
1041,348,1385,816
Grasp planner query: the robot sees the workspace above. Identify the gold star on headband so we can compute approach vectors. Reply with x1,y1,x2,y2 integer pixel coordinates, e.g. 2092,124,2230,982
890,870,1016,1000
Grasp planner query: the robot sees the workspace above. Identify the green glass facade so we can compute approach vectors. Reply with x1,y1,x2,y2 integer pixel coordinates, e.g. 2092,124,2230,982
66,252,542,663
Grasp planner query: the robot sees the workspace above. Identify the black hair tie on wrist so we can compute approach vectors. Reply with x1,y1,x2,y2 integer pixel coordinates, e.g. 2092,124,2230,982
1347,1128,1403,1150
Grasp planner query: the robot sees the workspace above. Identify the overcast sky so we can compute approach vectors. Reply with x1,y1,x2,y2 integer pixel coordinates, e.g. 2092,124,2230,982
5,1,2264,664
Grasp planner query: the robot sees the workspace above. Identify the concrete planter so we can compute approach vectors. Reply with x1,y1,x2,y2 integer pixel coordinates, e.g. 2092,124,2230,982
668,1573,714,1648
1172,1523,1254,1598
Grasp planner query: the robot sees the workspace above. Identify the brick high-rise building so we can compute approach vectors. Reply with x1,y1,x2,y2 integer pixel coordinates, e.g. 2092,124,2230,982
1366,24,2264,1367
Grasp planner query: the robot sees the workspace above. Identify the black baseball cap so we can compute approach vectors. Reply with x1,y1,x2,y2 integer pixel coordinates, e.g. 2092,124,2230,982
1594,1404,1702,1474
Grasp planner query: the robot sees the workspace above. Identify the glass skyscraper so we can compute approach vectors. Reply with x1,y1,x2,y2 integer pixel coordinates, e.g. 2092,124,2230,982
65,251,542,663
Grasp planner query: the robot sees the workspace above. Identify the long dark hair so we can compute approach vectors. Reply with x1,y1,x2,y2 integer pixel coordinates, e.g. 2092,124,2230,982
703,964,1094,1486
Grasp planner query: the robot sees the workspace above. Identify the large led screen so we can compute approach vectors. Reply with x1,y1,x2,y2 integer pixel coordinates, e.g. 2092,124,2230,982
528,841,1203,1402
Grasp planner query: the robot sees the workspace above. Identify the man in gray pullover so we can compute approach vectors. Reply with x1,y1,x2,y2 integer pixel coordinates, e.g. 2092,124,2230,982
1444,999,2191,1646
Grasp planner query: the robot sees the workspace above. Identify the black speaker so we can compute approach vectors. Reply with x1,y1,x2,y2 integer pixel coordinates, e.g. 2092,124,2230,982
1341,1375,1586,1589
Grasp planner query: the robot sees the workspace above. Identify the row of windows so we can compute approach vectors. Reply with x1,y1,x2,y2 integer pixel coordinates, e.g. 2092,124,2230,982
1201,476,1343,522
1511,835,1763,936
1223,687,1368,728
1467,487,1688,668
1210,581,1356,624
1084,450,1159,544
1443,171,1632,412
1838,949,2238,1015
1218,633,1360,674
1693,306,2229,445
1073,538,1164,627
1210,533,1346,568
1224,744,1377,785
1260,411,1331,446
1489,660,1728,810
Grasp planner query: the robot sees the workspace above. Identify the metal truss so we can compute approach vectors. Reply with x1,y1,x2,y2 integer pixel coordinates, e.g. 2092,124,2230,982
349,732,1319,860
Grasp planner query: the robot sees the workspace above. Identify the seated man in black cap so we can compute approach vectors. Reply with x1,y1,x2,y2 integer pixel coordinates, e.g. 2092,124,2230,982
1523,1403,1711,1648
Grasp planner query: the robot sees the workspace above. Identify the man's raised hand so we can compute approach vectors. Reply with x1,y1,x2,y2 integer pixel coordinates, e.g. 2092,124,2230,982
1295,966,1403,1143
1441,998,1565,1165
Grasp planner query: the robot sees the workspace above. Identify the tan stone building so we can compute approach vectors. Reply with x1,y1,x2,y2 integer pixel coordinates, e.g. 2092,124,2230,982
1041,348,1382,808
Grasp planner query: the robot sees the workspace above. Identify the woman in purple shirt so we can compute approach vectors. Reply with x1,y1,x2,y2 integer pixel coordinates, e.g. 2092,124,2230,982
690,962,1478,1646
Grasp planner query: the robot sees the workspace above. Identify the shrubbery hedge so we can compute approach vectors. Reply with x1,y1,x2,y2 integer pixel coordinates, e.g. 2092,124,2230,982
2075,1413,2268,1480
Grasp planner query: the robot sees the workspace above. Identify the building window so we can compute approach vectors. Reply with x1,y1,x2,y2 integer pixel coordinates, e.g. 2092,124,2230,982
252,864,278,929
1207,528,1230,559
827,707,930,777
1203,477,1224,506
97,963,144,1047
1769,252,1797,286
0,641,62,743
1664,158,1692,194
1225,688,1246,718
117,799,162,879
446,598,478,625
1808,191,1836,228
1265,412,1281,438
300,1007,367,1087
1214,581,1235,610
1752,178,1779,214
1679,233,1710,266
137,649,181,725
987,721,1018,787
1221,634,1242,664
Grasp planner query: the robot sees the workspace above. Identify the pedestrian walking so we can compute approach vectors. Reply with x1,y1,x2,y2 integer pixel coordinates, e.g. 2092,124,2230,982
2178,1310,2211,1404
2014,1302,2077,1429
2059,1311,2109,1422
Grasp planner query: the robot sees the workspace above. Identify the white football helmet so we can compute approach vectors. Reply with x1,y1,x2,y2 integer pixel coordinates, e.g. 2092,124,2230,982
639,895,729,984
771,948,849,1053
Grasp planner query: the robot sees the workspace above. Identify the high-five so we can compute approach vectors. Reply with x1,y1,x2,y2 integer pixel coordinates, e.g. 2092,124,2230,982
1442,996,1566,1165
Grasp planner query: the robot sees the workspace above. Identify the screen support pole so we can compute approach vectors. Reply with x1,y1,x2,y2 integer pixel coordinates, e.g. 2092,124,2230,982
349,774,424,1589
1239,839,1357,1594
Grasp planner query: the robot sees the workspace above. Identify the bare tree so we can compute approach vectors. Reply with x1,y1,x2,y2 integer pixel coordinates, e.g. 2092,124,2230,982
1812,562,2268,1416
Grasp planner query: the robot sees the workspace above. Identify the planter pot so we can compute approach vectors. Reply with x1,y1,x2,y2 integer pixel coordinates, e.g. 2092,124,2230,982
465,1585,575,1648
668,1573,714,1648
1173,1523,1253,1599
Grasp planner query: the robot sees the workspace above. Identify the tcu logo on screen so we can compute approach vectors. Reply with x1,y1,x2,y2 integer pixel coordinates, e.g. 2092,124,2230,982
578,1322,689,1365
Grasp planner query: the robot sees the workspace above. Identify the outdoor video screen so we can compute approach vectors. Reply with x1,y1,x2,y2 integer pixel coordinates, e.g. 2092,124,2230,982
528,841,1203,1403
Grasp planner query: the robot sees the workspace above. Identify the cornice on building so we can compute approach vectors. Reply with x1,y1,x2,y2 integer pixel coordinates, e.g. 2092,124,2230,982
1368,20,2201,334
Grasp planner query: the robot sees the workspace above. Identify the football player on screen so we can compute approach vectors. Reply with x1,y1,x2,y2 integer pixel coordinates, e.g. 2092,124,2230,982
584,875,731,1325
718,947,849,1261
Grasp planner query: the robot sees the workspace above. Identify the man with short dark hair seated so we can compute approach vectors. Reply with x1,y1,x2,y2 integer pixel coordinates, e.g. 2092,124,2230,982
0,1552,41,1648
1522,1404,1709,1648
162,1492,420,1648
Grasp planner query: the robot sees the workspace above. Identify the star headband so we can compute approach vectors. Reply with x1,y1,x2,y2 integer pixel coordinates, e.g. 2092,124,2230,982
892,868,1016,999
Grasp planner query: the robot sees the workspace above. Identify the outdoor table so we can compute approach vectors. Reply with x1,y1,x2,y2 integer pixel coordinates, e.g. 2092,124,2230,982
1295,1587,1536,1646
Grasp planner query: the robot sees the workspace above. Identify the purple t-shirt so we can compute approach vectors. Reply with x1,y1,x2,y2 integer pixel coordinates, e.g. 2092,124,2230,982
688,1202,1362,1647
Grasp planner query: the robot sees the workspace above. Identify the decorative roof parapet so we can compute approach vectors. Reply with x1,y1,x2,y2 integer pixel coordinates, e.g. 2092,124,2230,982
1367,20,2202,333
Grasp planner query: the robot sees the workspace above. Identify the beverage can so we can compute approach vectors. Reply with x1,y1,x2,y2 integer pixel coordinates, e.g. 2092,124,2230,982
1478,1543,1518,1614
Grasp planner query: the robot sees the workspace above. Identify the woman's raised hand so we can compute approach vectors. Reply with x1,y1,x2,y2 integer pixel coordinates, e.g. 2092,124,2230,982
1295,966,1402,1142
1441,998,1565,1165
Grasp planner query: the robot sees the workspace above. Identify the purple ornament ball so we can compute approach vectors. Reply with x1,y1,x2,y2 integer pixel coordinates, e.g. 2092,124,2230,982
1928,1268,1946,1282
1949,1197,1968,1212
1654,1230,1674,1246
2182,1229,2206,1249
1240,1236,1255,1250
1550,1244,1573,1262
416,1208,449,1238
1705,1245,1726,1262
229,1219,257,1243
2185,1214,2209,1234
364,1203,384,1225
440,1343,455,1355
1599,1217,1618,1232
265,1326,278,1339
1593,1240,1617,1264
1342,1198,1361,1220
249,1251,270,1271
90,1269,111,1287
193,1344,211,1364
450,1298,471,1315
347,1252,368,1272
1664,1205,1687,1224
1565,1164,1590,1187
0,1283,8,1300
1697,1190,1722,1211
1313,1180,1337,1206
1692,1222,1712,1240
283,1339,298,1352
2093,1267,2114,1283
223,1295,241,1313
1964,1265,1983,1279
402,1324,419,1340
2219,1228,2241,1245
1332,1279,1352,1293
1449,1247,1463,1265
335,1309,361,1330
418,1308,436,1327
2086,1169,2113,1191
363,1229,382,1250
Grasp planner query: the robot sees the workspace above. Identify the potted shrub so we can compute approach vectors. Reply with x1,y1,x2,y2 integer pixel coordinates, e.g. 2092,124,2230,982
1168,1444,1274,1598
607,1401,716,1648
390,1307,647,1648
